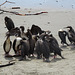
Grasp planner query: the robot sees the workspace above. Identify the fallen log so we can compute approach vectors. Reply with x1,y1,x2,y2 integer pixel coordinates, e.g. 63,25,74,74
0,62,15,68
0,9,48,16
12,7,20,9
0,0,15,6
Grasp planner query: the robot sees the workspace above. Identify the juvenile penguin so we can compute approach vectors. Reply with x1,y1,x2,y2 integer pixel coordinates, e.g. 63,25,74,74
4,16,15,31
20,26,28,40
35,33,50,62
18,39,30,61
26,29,35,57
3,33,12,57
48,34,64,59
30,24,44,35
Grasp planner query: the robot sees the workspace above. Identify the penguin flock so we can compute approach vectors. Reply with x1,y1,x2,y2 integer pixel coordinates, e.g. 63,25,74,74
3,16,75,62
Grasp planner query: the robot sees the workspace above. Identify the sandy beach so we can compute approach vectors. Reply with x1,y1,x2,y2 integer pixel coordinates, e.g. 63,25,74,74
0,7,75,75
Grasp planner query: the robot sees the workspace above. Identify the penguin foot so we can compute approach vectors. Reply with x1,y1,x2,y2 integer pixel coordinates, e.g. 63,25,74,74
53,55,57,59
28,55,31,58
43,58,50,62
28,54,35,58
12,54,21,57
31,54,35,57
16,51,21,56
19,58,24,61
61,56,65,59
5,54,13,57
37,56,41,59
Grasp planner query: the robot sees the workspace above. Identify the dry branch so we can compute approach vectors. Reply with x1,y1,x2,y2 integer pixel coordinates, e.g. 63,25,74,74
0,62,15,68
0,0,15,6
0,0,48,16
0,9,48,16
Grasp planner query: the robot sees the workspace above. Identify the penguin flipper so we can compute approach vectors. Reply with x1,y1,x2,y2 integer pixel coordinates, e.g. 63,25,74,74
13,39,17,53
3,41,6,53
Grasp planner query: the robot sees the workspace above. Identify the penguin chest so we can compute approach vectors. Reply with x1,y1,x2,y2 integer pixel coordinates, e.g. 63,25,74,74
14,37,22,51
15,41,20,50
5,41,11,52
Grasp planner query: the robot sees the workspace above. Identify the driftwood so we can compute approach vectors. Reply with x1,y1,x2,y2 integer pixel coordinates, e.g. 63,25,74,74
0,0,48,16
0,62,15,68
0,9,48,16
12,7,20,9
0,0,15,6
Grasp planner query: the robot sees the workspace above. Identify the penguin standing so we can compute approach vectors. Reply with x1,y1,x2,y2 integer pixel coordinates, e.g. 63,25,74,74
13,37,22,55
35,33,50,62
20,26,28,40
48,35,64,59
4,16,15,31
58,29,69,46
18,39,30,61
30,24,44,35
26,29,35,57
65,26,75,44
3,33,12,57
12,28,22,55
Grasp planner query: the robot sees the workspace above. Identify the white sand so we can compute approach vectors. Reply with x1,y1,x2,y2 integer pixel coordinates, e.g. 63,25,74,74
0,8,75,75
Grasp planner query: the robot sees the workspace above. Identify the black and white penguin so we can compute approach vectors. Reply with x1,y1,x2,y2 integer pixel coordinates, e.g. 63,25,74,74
12,28,22,55
26,29,35,57
18,39,30,61
65,26,75,44
4,16,15,31
48,34,64,59
35,33,50,62
65,26,75,34
3,33,12,57
58,29,69,46
30,24,44,35
13,36,22,55
20,26,28,40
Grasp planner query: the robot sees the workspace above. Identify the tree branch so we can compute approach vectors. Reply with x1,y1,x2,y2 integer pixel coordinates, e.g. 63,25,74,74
0,0,15,6
0,9,48,16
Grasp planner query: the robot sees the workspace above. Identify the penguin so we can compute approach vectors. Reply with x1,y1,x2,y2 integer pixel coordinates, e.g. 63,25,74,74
3,33,12,57
18,39,30,61
12,28,22,55
30,24,44,35
20,26,28,40
58,29,69,46
35,33,50,62
26,29,35,57
48,34,64,59
65,26,75,44
65,26,75,34
13,37,22,55
4,16,15,31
